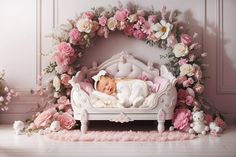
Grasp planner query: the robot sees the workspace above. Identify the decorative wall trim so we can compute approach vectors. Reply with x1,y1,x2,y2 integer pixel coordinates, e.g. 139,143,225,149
53,0,59,28
36,0,42,87
216,0,236,94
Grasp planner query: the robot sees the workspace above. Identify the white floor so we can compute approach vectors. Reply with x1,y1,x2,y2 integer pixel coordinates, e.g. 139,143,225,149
0,124,236,157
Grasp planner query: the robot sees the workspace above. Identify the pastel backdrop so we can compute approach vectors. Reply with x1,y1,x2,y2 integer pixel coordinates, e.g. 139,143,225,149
0,0,235,124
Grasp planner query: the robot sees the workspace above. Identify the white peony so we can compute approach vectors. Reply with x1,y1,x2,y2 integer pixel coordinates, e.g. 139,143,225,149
180,64,195,76
152,20,172,39
107,17,118,31
76,18,93,33
53,76,61,91
173,43,189,58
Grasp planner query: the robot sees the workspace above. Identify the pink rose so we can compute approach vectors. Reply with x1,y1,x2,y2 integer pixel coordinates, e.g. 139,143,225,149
173,108,192,131
82,11,94,19
123,24,134,36
98,16,107,26
180,34,193,46
34,108,57,128
133,30,147,40
114,9,130,22
185,95,193,106
69,28,81,44
60,74,71,86
57,112,76,130
57,42,75,57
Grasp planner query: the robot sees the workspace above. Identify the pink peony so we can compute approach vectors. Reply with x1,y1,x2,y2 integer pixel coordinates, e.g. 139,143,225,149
180,34,193,46
123,24,134,36
133,30,147,40
69,28,81,44
98,16,107,26
57,42,75,57
34,108,57,128
57,112,76,129
60,74,71,86
173,108,192,131
114,9,130,22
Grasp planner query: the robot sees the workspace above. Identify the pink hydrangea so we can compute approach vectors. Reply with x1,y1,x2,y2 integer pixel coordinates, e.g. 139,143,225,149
56,112,76,130
114,9,130,22
69,28,81,43
173,108,192,131
133,30,147,40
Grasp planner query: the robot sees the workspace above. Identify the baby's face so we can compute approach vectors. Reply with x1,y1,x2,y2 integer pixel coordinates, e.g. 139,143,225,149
97,76,116,95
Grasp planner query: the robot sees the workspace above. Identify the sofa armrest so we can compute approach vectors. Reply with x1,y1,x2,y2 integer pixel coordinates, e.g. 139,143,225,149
160,65,177,86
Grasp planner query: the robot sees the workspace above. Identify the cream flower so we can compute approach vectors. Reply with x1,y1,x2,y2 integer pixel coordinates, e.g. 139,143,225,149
173,43,189,58
107,17,118,31
152,20,172,39
76,18,93,33
128,14,138,23
180,64,195,76
53,76,61,91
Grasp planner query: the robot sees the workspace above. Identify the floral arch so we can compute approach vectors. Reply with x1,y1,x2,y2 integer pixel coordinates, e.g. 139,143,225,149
29,4,226,133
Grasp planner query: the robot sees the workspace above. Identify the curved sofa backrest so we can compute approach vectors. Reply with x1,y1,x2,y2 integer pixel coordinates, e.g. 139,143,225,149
97,51,159,80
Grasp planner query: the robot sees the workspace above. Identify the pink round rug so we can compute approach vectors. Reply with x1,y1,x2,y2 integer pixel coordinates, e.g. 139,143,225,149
46,130,196,142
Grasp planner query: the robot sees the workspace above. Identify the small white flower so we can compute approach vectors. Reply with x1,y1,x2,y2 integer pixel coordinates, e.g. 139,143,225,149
107,17,118,31
152,20,172,39
180,64,195,76
53,76,61,91
76,18,93,33
173,43,189,58
128,14,138,23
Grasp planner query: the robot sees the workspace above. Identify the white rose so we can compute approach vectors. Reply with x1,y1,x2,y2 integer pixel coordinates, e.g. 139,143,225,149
107,17,117,31
180,64,195,76
173,43,189,57
53,76,61,91
76,18,93,33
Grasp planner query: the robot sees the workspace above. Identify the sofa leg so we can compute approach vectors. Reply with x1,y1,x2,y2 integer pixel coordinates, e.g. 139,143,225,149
81,109,88,134
81,121,88,134
157,109,165,133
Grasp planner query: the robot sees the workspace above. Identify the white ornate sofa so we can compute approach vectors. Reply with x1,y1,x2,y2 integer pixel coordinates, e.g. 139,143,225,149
69,52,177,133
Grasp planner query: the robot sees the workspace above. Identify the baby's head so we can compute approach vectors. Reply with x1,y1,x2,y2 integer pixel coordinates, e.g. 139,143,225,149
97,75,116,95
92,70,116,95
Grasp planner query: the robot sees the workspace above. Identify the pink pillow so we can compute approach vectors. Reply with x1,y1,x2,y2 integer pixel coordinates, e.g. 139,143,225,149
146,77,169,93
78,82,94,95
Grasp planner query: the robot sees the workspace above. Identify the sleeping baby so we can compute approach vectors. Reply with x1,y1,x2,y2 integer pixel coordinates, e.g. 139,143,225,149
92,70,148,108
